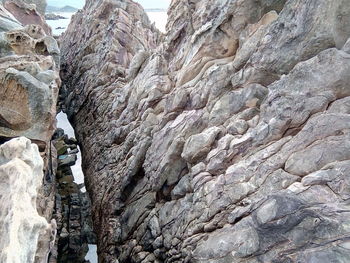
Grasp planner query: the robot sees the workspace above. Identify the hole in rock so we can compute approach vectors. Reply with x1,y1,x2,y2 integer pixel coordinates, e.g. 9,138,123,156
35,41,49,55
121,167,145,203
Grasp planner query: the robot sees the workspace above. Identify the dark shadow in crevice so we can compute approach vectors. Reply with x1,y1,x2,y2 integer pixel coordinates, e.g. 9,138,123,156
0,136,11,145
120,167,145,204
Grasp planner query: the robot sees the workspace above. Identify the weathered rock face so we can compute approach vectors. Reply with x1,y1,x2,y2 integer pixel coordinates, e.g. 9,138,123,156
4,0,51,34
0,3,59,148
61,0,350,262
0,137,56,263
2,0,47,15
0,3,61,262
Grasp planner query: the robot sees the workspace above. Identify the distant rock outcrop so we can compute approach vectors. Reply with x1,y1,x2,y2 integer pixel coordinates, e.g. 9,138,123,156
60,0,350,262
46,5,78,13
45,13,66,20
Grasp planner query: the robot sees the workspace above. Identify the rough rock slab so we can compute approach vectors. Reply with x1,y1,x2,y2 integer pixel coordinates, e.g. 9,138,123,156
60,0,350,262
2,0,46,15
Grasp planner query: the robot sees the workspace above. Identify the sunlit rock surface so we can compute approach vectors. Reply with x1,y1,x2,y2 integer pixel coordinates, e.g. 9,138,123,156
61,0,350,262
0,137,56,263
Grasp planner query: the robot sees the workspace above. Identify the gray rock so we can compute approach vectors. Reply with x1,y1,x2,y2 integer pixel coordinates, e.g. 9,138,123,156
59,0,350,262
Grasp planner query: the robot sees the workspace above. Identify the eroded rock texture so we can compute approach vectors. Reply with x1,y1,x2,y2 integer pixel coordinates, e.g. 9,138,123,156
4,0,51,34
0,137,56,263
0,3,60,262
61,0,350,262
0,2,59,147
2,0,47,15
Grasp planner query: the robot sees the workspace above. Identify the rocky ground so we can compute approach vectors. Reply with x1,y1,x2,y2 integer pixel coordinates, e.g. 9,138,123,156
52,128,95,263
60,0,350,262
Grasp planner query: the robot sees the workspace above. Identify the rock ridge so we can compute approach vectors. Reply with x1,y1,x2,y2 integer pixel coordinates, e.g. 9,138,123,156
60,0,350,262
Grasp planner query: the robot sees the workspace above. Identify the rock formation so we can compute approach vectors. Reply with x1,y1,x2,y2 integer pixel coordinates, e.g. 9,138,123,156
0,137,56,263
3,0,51,34
0,2,61,262
2,0,46,15
0,1,59,147
60,0,350,262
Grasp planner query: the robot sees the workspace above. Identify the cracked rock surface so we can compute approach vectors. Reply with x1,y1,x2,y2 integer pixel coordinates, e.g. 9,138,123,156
60,0,350,262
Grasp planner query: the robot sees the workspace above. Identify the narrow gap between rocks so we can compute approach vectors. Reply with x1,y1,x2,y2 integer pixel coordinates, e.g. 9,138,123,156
55,112,98,263
49,5,169,262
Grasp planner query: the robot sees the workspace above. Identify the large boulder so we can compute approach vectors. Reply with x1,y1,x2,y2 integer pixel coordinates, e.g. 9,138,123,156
60,0,350,262
0,2,59,148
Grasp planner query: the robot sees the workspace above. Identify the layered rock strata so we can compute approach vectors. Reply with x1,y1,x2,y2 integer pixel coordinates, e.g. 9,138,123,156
61,0,350,262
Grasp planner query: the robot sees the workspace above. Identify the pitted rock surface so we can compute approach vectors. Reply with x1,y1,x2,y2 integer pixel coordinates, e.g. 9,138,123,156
0,2,59,147
60,0,350,262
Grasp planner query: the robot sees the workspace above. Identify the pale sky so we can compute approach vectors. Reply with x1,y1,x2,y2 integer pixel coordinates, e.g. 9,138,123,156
47,0,171,9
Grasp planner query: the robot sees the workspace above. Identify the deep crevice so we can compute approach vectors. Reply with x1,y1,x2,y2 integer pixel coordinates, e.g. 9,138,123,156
121,167,145,203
